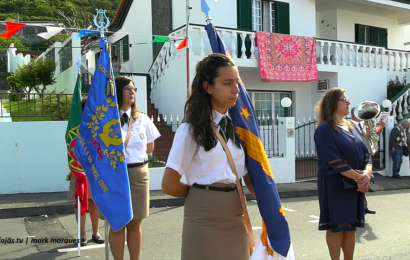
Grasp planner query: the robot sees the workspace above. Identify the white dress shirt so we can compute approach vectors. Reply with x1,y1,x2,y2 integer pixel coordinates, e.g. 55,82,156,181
166,109,247,185
120,109,161,164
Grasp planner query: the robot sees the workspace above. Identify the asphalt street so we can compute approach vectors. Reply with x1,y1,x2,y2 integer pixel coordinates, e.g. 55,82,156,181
0,189,409,260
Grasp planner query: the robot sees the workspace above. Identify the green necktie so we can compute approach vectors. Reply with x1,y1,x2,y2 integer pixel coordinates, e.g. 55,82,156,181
218,116,241,149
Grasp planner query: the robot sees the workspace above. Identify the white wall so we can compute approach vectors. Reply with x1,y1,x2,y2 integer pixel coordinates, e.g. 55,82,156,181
316,9,338,40
110,0,153,73
132,75,148,113
336,9,409,50
0,122,69,194
44,33,81,94
287,0,316,37
238,68,315,122
152,56,189,119
172,0,316,37
7,43,30,73
172,0,237,30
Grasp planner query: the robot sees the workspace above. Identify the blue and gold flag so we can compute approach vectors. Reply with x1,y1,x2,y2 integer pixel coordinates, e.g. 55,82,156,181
205,22,294,259
74,36,133,232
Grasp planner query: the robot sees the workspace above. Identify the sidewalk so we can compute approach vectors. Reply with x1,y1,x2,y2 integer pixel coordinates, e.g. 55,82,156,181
1,173,409,219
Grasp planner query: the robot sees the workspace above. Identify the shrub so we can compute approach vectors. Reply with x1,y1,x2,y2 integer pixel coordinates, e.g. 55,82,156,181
387,76,407,100
34,88,72,120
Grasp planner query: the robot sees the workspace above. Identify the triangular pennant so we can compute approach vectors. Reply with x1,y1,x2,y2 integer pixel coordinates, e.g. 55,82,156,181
37,27,65,39
152,36,169,43
177,39,187,50
1,22,25,39
77,29,99,38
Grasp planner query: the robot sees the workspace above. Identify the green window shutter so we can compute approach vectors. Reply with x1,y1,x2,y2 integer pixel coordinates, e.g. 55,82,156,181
379,28,388,48
370,26,379,46
111,44,117,58
237,0,252,58
123,35,130,62
275,1,290,34
355,24,365,44
237,0,252,30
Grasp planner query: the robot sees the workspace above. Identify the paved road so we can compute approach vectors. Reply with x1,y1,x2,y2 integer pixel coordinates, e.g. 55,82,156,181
1,189,409,259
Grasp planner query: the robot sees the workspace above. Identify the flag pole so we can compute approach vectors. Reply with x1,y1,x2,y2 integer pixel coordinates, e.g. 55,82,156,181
186,0,191,99
77,196,81,256
76,60,82,257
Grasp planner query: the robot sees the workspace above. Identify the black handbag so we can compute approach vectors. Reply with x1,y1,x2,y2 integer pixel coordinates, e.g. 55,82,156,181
342,176,358,190
403,147,409,157
342,176,373,192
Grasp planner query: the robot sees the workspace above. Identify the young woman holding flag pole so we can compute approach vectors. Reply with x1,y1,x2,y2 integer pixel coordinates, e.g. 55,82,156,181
162,53,256,260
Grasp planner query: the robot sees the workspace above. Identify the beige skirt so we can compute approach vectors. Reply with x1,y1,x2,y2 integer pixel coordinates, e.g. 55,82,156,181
181,184,249,260
128,164,150,220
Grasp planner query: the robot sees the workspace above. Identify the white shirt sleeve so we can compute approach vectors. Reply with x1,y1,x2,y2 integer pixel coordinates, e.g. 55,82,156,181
166,123,197,176
142,114,161,143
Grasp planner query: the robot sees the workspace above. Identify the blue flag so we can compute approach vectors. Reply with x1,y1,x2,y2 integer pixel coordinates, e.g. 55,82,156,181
205,23,294,259
74,37,133,232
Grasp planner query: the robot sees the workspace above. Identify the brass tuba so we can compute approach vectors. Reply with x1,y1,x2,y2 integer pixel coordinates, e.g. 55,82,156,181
353,101,381,156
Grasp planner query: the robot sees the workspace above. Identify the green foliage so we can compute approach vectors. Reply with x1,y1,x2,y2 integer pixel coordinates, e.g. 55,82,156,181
13,58,56,96
6,73,25,100
387,76,407,100
2,100,53,121
0,0,121,28
34,88,72,120
0,37,27,52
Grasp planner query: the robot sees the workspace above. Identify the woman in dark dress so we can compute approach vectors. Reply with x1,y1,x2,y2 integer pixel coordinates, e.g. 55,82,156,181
314,88,372,260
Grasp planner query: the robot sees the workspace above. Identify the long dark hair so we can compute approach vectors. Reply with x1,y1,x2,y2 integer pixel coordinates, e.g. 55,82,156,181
184,53,237,151
115,76,139,119
315,87,352,132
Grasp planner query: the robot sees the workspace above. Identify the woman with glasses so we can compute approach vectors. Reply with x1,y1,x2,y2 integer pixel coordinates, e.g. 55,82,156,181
314,88,372,260
109,76,161,260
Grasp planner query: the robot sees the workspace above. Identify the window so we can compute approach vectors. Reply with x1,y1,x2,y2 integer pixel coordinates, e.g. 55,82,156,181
249,91,292,124
59,42,72,73
251,0,289,34
355,24,387,48
111,35,130,63
237,0,290,57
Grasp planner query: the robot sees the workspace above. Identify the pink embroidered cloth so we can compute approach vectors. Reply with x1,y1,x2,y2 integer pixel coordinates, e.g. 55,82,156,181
256,32,318,82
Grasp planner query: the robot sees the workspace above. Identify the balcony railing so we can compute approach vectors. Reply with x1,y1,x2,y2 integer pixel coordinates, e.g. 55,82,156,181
150,24,410,89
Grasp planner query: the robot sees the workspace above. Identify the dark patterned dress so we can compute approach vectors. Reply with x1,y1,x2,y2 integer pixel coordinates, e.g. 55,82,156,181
314,122,372,232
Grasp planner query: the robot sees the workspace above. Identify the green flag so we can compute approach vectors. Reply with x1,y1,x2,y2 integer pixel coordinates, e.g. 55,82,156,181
65,74,89,215
152,36,169,43
65,74,84,176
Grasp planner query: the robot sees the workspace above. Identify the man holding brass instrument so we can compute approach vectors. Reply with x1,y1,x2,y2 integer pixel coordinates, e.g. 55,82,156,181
389,120,410,178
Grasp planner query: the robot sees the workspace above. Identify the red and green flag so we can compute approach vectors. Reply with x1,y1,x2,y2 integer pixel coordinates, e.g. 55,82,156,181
65,74,88,215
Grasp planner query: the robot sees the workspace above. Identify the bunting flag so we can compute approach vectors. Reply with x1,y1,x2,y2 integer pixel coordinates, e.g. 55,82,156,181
1,22,25,39
37,26,65,39
77,29,100,38
201,0,210,17
152,36,169,43
205,22,294,260
177,39,187,50
74,36,133,232
65,72,88,216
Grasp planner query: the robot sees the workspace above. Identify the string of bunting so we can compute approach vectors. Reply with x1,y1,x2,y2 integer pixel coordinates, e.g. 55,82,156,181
1,21,187,50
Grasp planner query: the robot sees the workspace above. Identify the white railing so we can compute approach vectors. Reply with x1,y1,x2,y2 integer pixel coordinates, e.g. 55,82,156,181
316,40,410,71
390,87,410,124
149,25,410,94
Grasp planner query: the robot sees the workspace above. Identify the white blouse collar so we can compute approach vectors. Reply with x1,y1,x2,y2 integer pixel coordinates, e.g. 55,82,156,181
212,109,232,126
120,108,131,118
